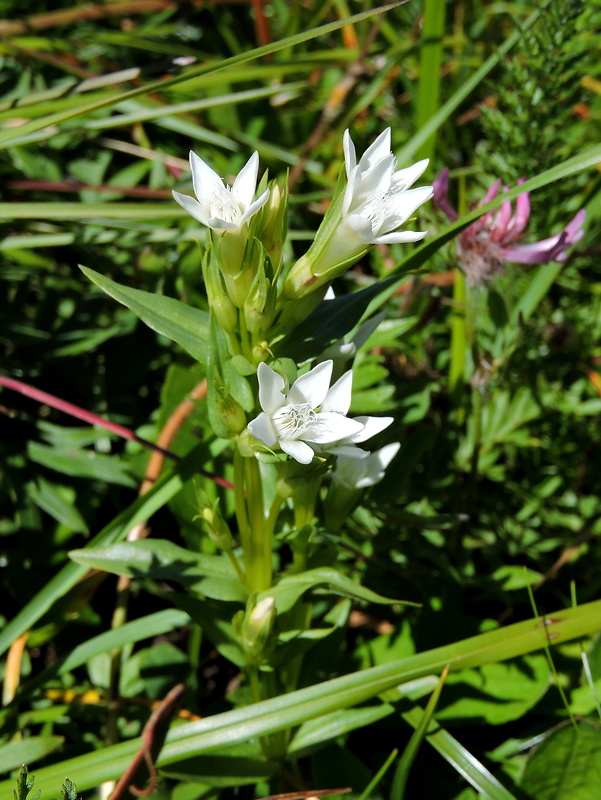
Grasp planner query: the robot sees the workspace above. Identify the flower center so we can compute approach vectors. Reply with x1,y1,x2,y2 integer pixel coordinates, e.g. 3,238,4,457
210,185,242,224
273,403,317,439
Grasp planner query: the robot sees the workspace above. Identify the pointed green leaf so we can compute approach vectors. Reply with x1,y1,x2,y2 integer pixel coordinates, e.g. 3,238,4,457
80,266,209,364
520,721,601,800
69,540,247,603
258,566,417,614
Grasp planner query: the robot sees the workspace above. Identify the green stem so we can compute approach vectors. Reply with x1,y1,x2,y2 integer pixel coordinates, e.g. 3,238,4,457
449,268,466,392
244,456,272,593
233,449,252,574
416,0,447,163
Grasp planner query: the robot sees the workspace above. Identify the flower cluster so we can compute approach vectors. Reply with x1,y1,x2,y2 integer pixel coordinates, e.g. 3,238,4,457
433,168,586,285
172,130,415,489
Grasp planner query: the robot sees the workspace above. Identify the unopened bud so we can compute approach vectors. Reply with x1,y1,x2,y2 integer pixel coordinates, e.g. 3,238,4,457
216,390,247,435
239,596,276,660
200,505,234,550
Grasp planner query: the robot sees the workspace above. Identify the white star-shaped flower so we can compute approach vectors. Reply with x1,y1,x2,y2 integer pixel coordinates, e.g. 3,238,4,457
172,150,270,232
247,360,365,465
341,128,433,246
284,130,433,297
333,442,400,489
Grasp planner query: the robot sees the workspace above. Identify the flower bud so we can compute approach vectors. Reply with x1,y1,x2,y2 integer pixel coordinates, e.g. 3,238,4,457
204,246,238,333
215,389,247,435
233,597,276,664
199,505,234,551
259,181,288,268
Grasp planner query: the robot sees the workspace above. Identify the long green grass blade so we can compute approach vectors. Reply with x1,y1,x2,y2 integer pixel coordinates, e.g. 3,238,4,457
401,705,518,800
0,3,404,150
390,666,449,799
2,598,598,797
415,0,447,163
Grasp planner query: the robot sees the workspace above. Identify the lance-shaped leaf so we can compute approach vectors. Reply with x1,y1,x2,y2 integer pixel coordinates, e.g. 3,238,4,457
80,266,210,364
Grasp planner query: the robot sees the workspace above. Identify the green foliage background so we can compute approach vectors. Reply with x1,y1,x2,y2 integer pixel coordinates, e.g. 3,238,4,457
1,1,600,799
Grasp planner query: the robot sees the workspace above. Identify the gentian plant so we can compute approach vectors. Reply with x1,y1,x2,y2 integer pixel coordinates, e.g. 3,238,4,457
70,128,431,760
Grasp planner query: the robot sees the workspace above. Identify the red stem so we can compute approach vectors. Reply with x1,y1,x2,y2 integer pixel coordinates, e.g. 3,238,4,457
0,375,233,490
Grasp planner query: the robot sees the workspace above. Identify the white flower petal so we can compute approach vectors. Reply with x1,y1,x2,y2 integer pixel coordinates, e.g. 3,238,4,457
207,216,239,231
327,444,369,458
346,415,393,443
345,213,375,242
305,413,364,444
189,150,222,201
280,439,315,464
232,151,259,207
359,129,391,172
257,362,286,416
239,188,270,226
288,360,333,407
247,412,277,447
375,230,428,244
392,159,429,191
374,442,401,470
321,370,353,415
343,129,357,178
172,190,211,226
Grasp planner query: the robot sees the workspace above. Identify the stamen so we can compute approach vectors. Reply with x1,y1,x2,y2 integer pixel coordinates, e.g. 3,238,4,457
273,403,317,438
210,186,242,224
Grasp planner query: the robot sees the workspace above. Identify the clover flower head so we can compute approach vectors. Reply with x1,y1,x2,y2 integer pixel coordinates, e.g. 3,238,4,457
247,360,365,465
333,442,401,489
433,168,586,285
172,150,270,233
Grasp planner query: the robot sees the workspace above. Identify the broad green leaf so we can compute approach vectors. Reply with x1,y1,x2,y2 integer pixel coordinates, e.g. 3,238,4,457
27,477,89,533
258,566,410,614
69,540,247,603
520,721,601,800
0,736,64,772
1,599,600,797
80,266,210,364
436,655,549,725
27,441,136,487
0,443,206,659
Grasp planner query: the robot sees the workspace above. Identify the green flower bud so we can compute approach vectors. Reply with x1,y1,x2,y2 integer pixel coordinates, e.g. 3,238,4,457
199,505,234,550
202,239,238,332
259,181,288,269
235,596,276,662
215,389,247,435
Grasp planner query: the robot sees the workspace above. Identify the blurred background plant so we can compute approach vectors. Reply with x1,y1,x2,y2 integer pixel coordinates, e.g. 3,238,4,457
0,1,600,799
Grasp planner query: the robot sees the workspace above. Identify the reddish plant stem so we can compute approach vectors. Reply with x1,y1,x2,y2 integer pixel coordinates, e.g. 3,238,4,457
108,684,186,800
0,374,232,490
